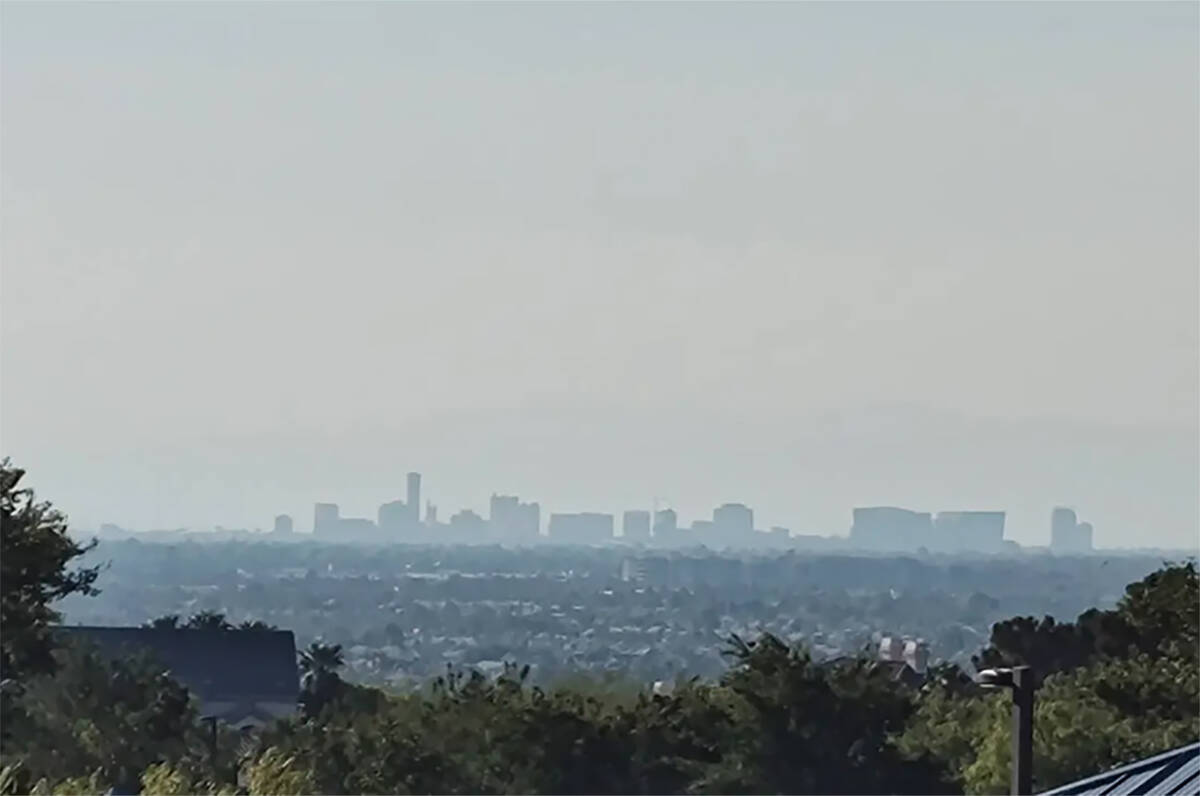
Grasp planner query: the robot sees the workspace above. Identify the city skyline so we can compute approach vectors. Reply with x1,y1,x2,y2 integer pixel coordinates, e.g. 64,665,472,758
4,3,1195,549
96,468,1114,553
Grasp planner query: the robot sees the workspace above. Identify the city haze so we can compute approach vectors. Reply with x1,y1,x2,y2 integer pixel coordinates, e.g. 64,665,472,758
2,3,1197,547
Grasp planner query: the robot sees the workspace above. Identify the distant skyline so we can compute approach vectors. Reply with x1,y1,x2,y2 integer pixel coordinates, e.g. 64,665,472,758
2,3,1196,548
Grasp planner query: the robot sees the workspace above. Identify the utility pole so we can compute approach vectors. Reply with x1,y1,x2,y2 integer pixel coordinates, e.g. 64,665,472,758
204,716,218,778
978,665,1037,795
1011,666,1035,796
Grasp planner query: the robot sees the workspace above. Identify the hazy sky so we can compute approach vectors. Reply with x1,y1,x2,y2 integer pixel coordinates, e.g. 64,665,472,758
2,3,1197,548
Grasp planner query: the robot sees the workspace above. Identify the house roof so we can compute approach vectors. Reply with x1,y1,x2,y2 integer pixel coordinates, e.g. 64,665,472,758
818,656,926,687
58,626,299,705
1040,742,1199,795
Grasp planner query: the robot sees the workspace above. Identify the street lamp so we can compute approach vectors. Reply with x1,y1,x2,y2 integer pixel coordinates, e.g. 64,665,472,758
978,665,1036,796
202,716,218,775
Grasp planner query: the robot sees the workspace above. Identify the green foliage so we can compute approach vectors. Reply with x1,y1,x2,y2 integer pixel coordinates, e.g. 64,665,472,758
0,763,23,796
244,748,317,796
700,634,953,794
905,562,1200,794
140,761,237,796
3,465,1193,796
0,460,99,683
29,769,110,796
0,640,227,794
974,561,1198,679
957,654,1199,794
255,642,953,795
299,641,348,720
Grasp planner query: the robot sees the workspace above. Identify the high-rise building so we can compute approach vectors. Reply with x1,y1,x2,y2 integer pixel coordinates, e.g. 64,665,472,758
338,517,377,539
448,509,486,541
490,494,540,540
622,510,651,542
377,499,409,533
1050,507,1093,553
932,511,1006,553
653,508,677,537
1077,522,1094,550
406,473,421,524
272,514,294,534
313,503,339,536
850,507,933,550
713,503,753,538
425,502,438,526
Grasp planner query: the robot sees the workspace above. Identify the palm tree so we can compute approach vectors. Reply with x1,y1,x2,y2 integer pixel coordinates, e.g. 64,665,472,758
143,614,181,629
299,642,344,678
237,620,277,631
184,610,232,630
298,642,344,719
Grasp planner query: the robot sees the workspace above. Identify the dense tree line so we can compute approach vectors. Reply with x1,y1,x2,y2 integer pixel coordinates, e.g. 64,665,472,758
2,460,1196,794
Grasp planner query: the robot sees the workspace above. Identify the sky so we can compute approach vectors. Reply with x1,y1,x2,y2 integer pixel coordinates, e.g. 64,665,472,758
2,2,1197,548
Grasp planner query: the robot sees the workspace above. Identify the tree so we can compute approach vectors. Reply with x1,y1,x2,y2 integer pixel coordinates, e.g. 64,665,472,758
958,654,1199,794
184,611,232,630
298,642,345,719
907,562,1200,794
0,461,99,683
144,615,182,629
0,640,210,794
973,561,1197,681
237,620,277,631
243,748,316,796
696,634,953,794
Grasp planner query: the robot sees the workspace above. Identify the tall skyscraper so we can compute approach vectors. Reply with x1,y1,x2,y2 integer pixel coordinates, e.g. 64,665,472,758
313,503,339,536
406,472,421,524
272,514,293,534
1051,507,1093,553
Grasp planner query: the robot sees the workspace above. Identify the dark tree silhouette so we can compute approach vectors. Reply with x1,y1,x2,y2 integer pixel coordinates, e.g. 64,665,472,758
143,615,181,630
183,611,232,631
1,460,99,683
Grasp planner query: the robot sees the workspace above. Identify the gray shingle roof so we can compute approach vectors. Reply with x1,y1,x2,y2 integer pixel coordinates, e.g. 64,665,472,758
58,626,299,705
1040,743,1199,796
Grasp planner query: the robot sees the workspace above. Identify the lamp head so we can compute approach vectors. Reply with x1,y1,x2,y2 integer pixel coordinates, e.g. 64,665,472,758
977,667,1015,689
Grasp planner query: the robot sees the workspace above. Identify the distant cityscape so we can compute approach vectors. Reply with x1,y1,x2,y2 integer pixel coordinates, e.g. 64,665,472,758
98,471,1098,554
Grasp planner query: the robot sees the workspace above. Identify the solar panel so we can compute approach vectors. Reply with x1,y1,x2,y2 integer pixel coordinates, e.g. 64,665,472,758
1041,743,1200,796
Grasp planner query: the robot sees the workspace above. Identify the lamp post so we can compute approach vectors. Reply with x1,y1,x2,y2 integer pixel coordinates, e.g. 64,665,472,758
978,665,1036,795
202,716,218,776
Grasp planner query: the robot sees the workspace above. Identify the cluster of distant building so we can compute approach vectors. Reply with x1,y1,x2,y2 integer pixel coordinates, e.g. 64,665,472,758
847,505,1095,554
256,471,1096,554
